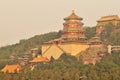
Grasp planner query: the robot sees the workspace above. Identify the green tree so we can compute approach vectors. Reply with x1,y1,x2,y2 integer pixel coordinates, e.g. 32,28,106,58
84,27,96,39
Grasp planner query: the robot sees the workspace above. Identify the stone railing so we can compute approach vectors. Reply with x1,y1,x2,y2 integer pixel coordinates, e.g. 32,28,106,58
107,45,120,54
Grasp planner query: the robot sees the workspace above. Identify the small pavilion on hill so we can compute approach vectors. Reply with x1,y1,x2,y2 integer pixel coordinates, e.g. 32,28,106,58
89,35,103,47
1,64,22,73
29,57,50,70
30,57,49,63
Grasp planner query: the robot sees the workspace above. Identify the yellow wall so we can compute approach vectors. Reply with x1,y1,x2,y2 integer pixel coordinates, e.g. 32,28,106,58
42,42,89,59
42,44,64,59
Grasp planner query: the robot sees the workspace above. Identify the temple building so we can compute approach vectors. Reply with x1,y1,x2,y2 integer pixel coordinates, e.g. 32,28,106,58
89,36,103,47
30,57,49,63
96,15,120,34
1,64,22,73
42,11,89,59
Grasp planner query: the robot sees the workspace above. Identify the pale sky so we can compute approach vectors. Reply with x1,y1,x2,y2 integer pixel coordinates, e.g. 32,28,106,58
0,0,120,46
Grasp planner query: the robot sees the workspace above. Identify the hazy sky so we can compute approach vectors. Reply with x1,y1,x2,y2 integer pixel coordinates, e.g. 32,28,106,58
0,0,120,46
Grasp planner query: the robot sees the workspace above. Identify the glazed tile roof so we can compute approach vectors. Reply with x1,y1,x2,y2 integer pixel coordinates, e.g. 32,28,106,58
97,15,120,22
64,10,83,20
1,64,21,73
30,57,49,63
89,36,102,43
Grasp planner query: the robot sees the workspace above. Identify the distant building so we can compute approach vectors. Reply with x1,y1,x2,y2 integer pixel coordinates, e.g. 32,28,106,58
18,54,30,66
96,15,120,34
1,64,22,73
29,57,49,70
97,51,106,57
83,56,101,65
42,11,89,59
89,36,103,47
31,48,38,58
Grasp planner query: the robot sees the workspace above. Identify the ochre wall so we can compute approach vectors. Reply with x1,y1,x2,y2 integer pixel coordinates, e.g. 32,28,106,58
42,44,64,59
42,43,89,59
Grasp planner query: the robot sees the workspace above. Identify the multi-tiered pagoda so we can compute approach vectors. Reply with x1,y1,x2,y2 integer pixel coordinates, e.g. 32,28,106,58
62,10,86,41
42,11,89,59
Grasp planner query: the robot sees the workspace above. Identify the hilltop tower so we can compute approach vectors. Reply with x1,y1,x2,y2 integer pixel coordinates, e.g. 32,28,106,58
42,11,89,59
62,10,86,41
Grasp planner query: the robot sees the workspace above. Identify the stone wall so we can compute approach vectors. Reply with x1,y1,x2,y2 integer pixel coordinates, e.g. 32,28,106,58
42,42,89,59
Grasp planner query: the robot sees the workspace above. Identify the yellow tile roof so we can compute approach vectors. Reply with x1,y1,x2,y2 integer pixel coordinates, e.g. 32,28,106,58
30,57,49,63
1,64,21,73
64,10,83,20
98,15,120,22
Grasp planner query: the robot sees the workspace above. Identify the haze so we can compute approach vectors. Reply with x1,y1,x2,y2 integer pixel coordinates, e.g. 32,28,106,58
0,0,120,46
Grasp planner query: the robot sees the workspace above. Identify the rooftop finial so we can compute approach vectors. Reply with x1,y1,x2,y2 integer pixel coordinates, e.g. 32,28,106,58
72,10,75,13
64,10,83,20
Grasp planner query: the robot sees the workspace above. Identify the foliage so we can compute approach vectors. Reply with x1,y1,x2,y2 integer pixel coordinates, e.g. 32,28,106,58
0,52,120,80
0,25,120,80
109,31,120,45
0,32,60,59
84,27,96,39
98,24,120,45
100,25,114,42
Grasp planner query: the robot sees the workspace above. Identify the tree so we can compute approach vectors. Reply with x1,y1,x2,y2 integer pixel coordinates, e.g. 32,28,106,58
109,31,120,45
84,27,96,39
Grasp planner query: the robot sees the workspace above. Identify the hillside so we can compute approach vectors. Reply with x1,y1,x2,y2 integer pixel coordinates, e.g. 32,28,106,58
0,31,61,59
0,24,119,59
0,25,120,79
0,24,119,60
0,27,96,59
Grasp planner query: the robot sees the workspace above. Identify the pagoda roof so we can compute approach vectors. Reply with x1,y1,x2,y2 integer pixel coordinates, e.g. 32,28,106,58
97,15,120,22
1,64,21,73
64,10,83,20
89,36,102,43
30,57,49,63
31,48,38,51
